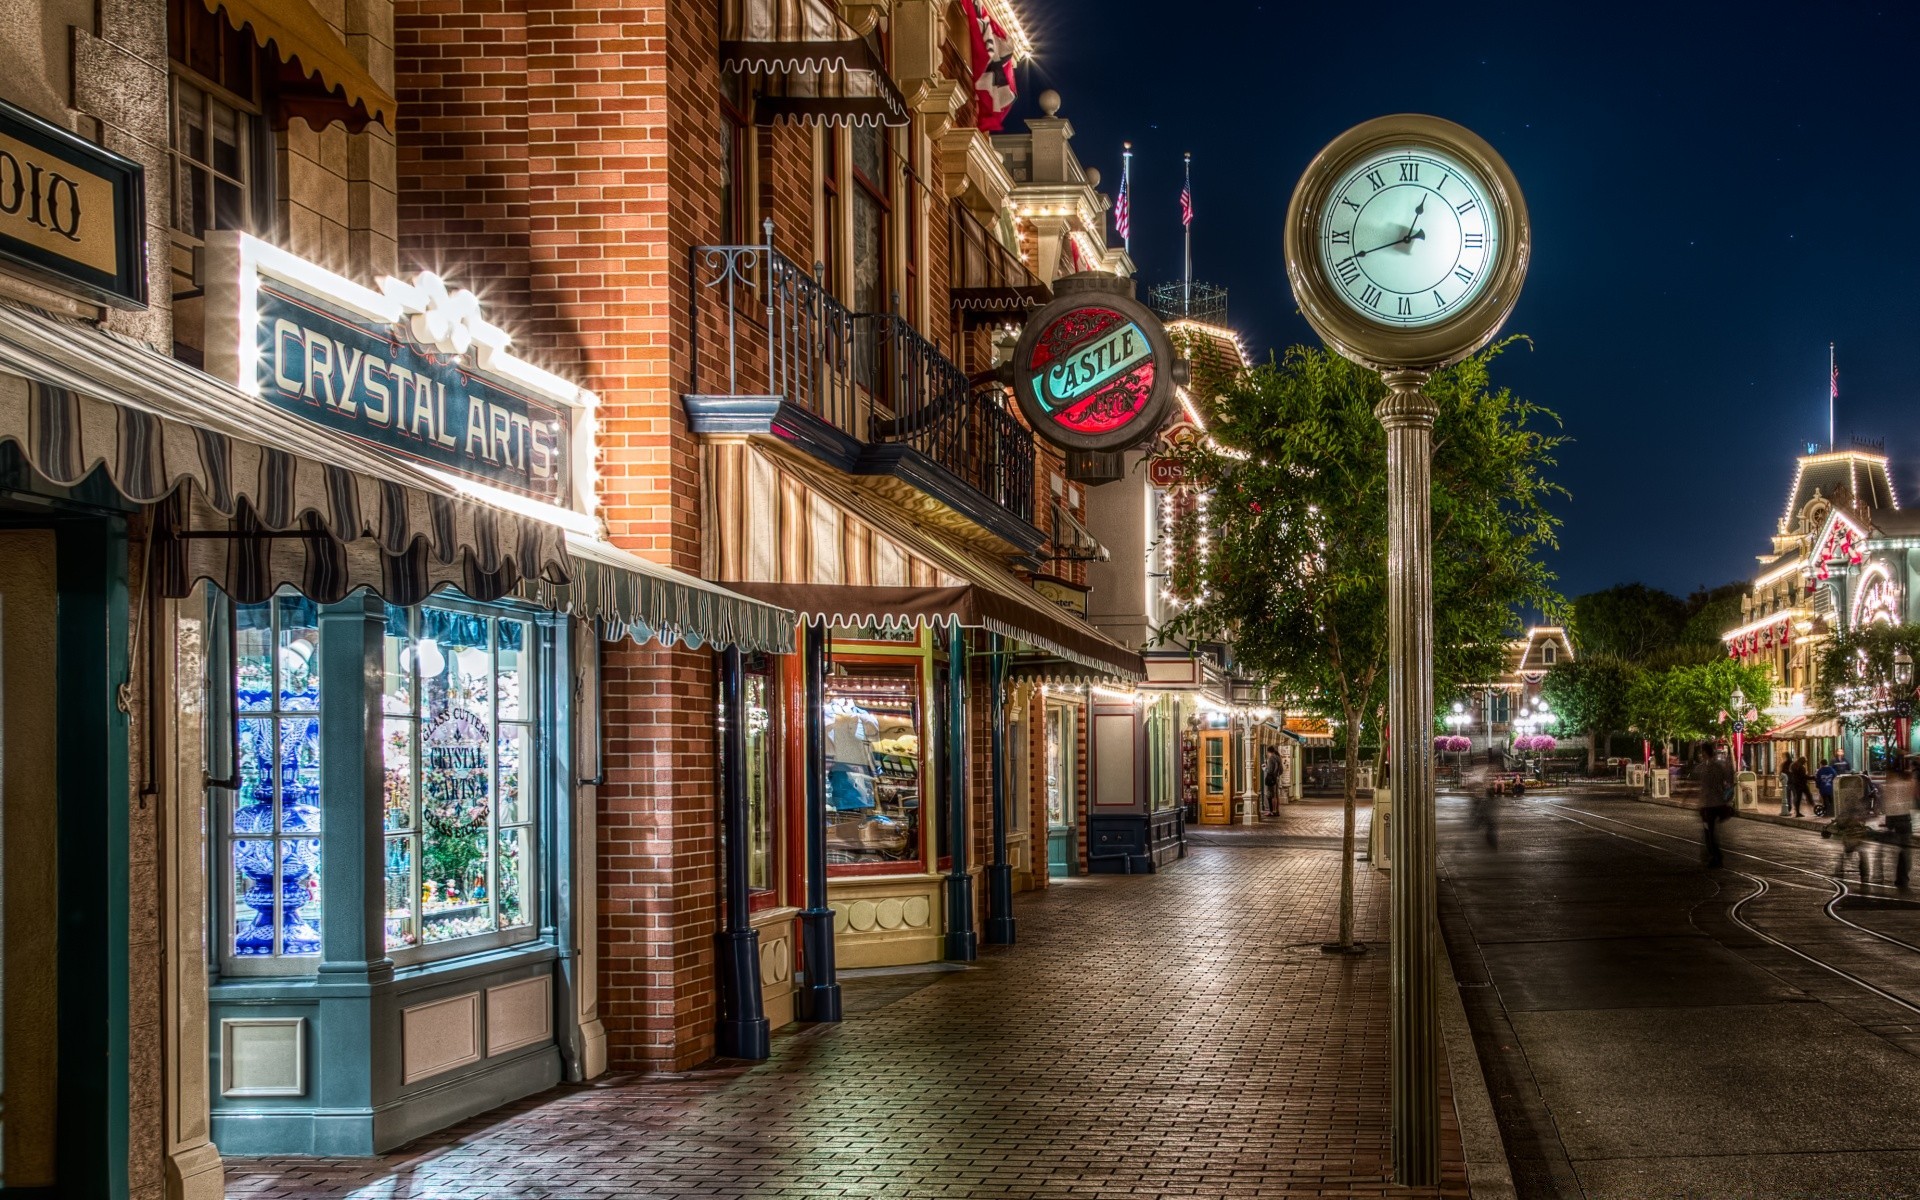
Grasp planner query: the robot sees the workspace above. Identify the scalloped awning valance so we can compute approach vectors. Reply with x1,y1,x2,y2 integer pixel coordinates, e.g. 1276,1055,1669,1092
720,0,910,127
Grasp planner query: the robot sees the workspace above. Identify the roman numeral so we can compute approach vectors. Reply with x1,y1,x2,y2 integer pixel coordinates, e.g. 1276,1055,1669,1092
1360,284,1383,309
1455,199,1478,216
1396,296,1413,316
1432,290,1446,308
1399,161,1419,182
1335,256,1361,285
1341,196,1361,212
1438,173,1452,192
1366,170,1385,191
1463,232,1484,249
1454,264,1476,284
1330,228,1351,245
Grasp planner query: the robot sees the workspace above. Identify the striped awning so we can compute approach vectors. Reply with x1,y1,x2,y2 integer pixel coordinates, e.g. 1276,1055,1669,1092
202,0,396,131
721,0,910,127
521,534,797,656
0,303,797,653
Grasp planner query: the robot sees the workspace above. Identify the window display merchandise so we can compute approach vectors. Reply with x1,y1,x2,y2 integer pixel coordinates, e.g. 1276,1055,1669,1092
381,603,538,952
824,667,921,867
232,596,324,959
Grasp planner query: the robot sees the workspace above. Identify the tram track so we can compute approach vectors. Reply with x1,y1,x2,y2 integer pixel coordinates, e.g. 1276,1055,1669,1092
1534,798,1920,1019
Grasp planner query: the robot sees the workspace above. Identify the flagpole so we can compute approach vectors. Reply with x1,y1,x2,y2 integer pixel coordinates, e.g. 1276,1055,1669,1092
1183,151,1192,315
1121,142,1133,256
1829,341,1836,452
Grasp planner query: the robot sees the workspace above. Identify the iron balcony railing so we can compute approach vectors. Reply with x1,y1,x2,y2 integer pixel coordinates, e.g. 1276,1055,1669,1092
690,220,1035,525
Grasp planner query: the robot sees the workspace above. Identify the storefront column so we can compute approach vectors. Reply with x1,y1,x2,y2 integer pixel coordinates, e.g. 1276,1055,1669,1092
317,594,392,984
715,646,770,1060
985,637,1015,945
798,619,842,1020
945,623,977,962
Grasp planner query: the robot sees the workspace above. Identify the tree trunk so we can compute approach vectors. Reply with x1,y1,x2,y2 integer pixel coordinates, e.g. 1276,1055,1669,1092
1587,728,1599,775
1337,711,1361,949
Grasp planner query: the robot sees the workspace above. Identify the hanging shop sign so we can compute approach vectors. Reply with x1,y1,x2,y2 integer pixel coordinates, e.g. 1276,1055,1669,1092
207,234,592,508
1030,575,1090,616
0,97,146,308
1011,277,1175,454
1145,420,1200,489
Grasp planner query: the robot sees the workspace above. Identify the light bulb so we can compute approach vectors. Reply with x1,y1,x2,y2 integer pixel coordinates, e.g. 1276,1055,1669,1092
414,639,446,679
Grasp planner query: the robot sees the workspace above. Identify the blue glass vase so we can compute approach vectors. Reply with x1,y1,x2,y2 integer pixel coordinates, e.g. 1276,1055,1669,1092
234,689,322,956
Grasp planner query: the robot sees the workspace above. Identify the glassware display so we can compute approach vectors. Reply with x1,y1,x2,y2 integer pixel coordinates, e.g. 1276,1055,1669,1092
230,596,323,958
380,604,536,953
825,665,921,870
745,671,774,891
1046,704,1073,829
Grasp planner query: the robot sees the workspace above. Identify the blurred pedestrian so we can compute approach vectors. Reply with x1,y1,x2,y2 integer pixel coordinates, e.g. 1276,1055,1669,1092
1261,746,1282,817
1834,769,1873,885
1816,757,1838,818
1779,753,1796,817
1694,743,1736,869
1789,754,1812,817
1884,753,1914,890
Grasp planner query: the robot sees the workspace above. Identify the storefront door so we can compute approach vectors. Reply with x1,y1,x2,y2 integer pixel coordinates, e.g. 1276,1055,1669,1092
0,519,126,1199
1199,730,1231,824
1045,703,1076,877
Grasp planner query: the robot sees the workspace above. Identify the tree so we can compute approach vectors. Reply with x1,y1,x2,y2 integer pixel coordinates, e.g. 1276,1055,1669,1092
1679,583,1749,653
1160,340,1564,950
1626,658,1775,762
1540,656,1640,771
1815,623,1920,758
1569,584,1687,661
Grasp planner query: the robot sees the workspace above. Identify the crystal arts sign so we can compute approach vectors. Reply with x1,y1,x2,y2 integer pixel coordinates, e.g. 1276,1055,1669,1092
206,234,593,508
1011,278,1174,454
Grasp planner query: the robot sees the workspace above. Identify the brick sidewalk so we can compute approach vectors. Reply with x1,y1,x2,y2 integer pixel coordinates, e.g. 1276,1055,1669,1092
227,801,1466,1200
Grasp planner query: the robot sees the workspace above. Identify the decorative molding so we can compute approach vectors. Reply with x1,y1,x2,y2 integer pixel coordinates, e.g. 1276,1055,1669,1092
840,0,890,36
485,976,554,1058
221,1018,306,1098
400,992,482,1085
940,126,1016,208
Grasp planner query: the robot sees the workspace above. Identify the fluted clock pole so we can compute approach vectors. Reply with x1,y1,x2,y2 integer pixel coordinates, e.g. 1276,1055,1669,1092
1378,369,1439,1184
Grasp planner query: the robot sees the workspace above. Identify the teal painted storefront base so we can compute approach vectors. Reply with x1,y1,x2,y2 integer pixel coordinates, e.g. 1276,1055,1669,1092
1047,825,1076,877
210,944,562,1156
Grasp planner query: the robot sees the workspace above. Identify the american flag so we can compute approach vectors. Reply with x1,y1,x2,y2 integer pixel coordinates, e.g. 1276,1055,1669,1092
1115,172,1131,242
1180,177,1193,228
1831,355,1840,399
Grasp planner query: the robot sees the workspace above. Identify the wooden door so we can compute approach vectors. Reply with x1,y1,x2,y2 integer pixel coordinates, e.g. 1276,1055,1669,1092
1199,730,1231,825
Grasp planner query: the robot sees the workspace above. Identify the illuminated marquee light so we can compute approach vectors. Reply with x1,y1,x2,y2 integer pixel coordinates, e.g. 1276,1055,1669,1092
1853,561,1901,628
1012,288,1175,453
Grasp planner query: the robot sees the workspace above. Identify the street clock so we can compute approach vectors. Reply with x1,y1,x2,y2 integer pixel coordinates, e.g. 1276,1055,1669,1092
1285,114,1529,372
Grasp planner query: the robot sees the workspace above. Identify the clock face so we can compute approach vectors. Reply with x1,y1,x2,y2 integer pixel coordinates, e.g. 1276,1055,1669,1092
1316,146,1498,329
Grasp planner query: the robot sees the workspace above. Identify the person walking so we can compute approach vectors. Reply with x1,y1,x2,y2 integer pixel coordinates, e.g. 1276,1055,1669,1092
1778,753,1795,817
1816,757,1838,819
1834,767,1873,885
1884,753,1914,890
1260,746,1282,818
1694,743,1736,869
1790,753,1812,817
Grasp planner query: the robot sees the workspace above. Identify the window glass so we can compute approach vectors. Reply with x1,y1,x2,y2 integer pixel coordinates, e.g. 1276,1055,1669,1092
168,0,261,241
230,597,323,960
381,604,538,954
1045,704,1072,827
852,188,885,314
745,672,775,891
826,665,922,871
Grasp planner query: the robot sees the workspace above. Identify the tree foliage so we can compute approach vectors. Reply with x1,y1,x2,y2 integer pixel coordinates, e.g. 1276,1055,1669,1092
1569,584,1687,661
1540,655,1640,767
1814,623,1920,750
1156,340,1566,945
1625,658,1776,752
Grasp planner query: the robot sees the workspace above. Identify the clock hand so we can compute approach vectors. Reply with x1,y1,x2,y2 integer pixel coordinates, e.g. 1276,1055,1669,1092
1356,229,1425,257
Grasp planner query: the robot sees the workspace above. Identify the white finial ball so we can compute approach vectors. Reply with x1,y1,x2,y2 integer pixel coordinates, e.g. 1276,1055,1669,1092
1085,167,1102,188
1038,89,1061,117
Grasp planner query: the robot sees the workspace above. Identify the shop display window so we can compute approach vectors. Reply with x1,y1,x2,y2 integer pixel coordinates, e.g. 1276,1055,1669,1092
230,595,323,962
825,664,923,872
1045,703,1074,829
381,602,538,956
735,661,777,895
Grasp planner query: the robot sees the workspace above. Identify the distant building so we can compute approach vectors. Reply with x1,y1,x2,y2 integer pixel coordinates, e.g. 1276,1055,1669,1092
1459,627,1578,752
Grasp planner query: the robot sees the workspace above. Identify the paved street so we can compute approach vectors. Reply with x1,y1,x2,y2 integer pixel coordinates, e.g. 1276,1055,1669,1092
1442,789,1920,1199
228,802,1470,1199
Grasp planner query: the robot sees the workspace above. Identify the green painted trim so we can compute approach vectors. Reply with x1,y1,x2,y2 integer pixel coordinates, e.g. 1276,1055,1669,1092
53,516,130,1200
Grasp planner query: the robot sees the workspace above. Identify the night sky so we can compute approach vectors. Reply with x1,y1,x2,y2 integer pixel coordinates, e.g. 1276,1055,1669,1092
1014,1,1919,602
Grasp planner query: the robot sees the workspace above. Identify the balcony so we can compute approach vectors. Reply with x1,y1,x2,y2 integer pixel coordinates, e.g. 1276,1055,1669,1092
685,229,1039,553
948,201,1049,328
